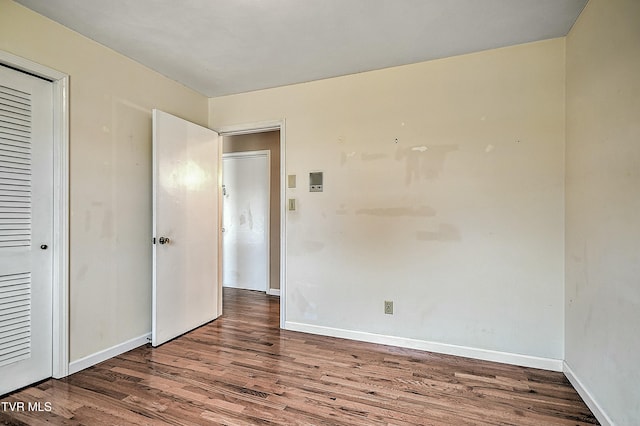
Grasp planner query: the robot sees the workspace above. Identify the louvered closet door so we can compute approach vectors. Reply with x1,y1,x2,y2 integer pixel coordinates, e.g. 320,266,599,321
0,65,53,396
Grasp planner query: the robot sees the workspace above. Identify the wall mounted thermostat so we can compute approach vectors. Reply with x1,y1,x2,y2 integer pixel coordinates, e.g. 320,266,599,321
309,172,323,192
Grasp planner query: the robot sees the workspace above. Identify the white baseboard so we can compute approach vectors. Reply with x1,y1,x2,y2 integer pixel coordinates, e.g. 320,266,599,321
224,284,277,296
284,321,563,372
563,361,613,426
68,333,151,375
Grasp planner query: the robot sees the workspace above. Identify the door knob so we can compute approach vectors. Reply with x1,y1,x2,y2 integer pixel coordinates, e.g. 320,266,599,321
40,244,48,250
158,237,171,245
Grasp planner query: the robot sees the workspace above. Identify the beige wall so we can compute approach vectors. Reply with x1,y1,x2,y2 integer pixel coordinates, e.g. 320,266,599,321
223,131,281,290
211,39,566,361
565,0,640,423
0,0,209,362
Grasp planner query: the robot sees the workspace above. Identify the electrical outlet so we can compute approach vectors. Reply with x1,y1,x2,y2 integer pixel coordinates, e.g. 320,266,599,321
384,301,393,315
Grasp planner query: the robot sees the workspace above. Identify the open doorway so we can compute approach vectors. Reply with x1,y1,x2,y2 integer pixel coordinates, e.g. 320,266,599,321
222,131,281,296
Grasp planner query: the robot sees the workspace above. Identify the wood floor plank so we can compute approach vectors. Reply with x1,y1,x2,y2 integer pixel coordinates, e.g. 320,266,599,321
1,288,599,425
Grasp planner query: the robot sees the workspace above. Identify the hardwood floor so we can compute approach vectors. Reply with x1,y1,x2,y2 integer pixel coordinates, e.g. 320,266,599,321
1,288,598,425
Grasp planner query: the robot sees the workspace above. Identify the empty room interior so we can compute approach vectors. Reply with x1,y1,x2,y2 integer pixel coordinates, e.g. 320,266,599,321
0,0,638,424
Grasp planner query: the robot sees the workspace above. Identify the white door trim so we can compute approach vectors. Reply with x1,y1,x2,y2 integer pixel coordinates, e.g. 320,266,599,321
223,149,271,158
216,120,287,329
223,149,271,293
0,51,70,378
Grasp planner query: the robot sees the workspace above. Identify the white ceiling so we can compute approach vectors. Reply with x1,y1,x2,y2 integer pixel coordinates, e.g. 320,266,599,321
15,0,587,97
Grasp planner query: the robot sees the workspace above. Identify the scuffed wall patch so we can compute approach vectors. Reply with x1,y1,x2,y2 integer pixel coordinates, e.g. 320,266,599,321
361,152,389,161
416,224,461,242
356,206,436,217
395,144,458,185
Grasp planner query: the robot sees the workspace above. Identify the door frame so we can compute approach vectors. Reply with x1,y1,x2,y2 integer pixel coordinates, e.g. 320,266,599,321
222,150,271,293
0,51,70,378
216,120,286,329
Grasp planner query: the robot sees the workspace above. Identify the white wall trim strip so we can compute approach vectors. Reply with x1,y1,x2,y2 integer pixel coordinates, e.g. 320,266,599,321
68,333,151,375
285,321,563,372
267,288,280,297
563,361,613,426
215,120,282,136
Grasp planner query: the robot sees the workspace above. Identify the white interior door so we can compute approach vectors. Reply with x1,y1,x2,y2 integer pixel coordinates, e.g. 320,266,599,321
152,110,221,347
0,66,53,395
222,152,270,292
